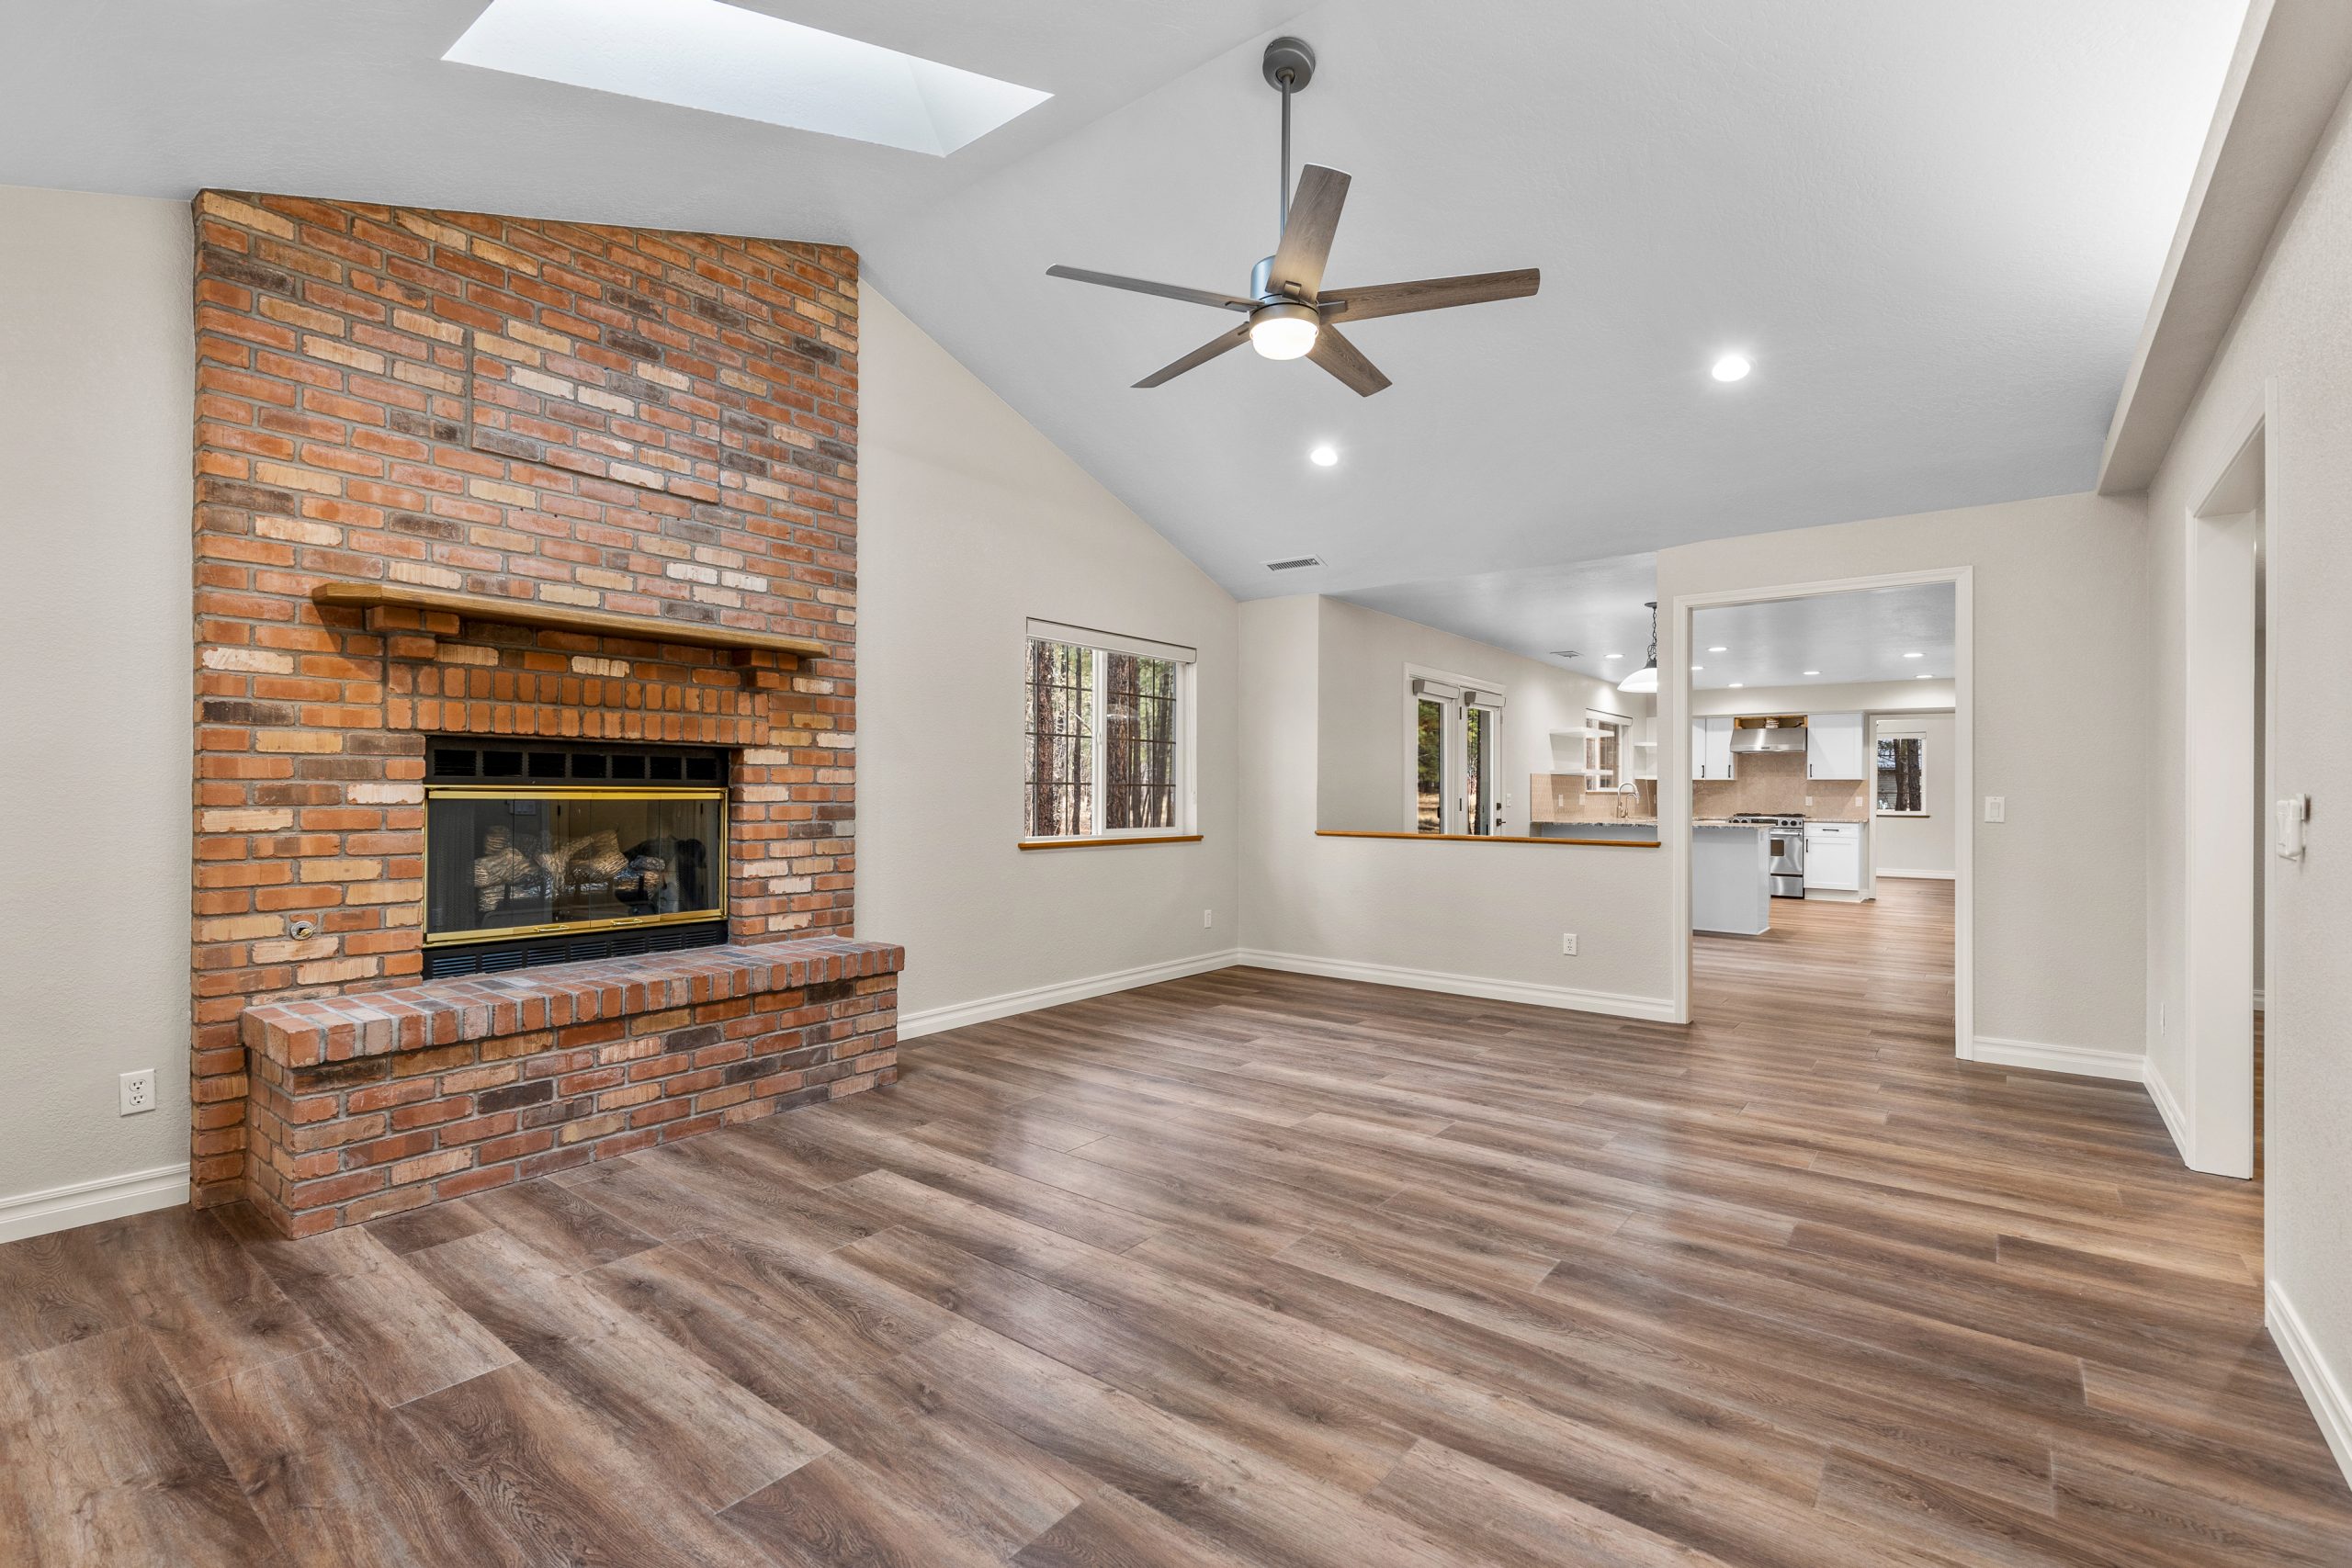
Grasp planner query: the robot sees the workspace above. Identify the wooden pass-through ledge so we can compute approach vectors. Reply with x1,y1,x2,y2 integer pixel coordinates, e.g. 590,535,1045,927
311,581,830,660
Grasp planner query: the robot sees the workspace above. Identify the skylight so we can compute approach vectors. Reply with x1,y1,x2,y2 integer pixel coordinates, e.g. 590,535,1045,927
444,0,1052,156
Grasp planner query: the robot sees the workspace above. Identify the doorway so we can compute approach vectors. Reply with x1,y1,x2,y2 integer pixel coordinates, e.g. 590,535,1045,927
1665,570,1973,1050
2174,408,2267,1179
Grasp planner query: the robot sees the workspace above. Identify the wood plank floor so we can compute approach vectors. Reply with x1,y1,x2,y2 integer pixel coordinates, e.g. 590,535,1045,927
4,878,2346,1566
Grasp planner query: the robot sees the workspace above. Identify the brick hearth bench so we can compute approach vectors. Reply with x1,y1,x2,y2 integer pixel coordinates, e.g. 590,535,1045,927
238,938,903,1236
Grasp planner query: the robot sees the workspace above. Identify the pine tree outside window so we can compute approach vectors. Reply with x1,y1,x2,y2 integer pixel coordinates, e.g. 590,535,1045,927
1876,734,1926,813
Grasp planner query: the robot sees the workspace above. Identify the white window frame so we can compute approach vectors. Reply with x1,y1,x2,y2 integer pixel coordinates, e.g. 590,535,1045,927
1585,707,1632,793
1402,665,1505,835
1874,725,1929,816
1023,619,1197,843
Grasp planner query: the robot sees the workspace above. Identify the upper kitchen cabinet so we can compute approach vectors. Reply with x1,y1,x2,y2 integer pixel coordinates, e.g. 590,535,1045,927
1692,716,1736,780
1806,712,1868,779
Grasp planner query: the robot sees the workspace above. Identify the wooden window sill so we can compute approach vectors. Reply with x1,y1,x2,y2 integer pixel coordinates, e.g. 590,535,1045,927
1018,834,1204,851
1315,830,1660,848
1874,811,1931,818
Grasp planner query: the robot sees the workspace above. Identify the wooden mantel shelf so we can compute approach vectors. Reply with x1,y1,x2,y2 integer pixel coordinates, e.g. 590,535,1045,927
311,581,829,660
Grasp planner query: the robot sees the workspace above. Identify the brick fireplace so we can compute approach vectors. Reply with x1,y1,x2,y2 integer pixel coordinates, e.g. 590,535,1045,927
188,191,900,1234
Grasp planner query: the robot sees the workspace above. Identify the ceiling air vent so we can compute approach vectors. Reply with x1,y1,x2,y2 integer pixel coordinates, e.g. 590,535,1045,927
1547,649,1580,659
1264,555,1324,572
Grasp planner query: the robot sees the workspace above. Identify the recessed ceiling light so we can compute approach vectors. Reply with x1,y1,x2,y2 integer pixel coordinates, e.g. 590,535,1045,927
1309,445,1339,467
1707,646,1727,653
443,0,1052,156
1728,682,1745,689
1690,664,1703,671
1803,670,1820,676
1917,672,1932,680
1903,651,1924,659
1603,652,1623,660
1711,353,1751,383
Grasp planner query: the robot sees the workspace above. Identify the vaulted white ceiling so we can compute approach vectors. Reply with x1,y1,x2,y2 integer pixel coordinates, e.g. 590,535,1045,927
3,0,2243,641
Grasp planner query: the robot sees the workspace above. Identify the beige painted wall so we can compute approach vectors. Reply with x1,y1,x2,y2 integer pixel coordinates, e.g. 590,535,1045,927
1242,596,1673,1014
857,287,1241,1030
1874,711,1957,876
2142,73,2352,1427
1657,491,2151,1055
1315,597,1652,834
0,186,194,1234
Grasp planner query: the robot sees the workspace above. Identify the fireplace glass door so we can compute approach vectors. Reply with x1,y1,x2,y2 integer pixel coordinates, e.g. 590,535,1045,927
426,788,726,949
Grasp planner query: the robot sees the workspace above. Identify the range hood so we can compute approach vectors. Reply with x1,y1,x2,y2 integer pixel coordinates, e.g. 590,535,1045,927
1729,720,1808,754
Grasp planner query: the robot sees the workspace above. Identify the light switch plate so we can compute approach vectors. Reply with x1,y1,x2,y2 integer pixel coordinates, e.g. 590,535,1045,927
2276,795,2309,859
1984,795,2006,823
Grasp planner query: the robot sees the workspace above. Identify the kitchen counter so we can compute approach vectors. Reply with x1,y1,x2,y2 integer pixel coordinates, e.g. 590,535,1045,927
1532,820,1657,841
1540,816,1868,829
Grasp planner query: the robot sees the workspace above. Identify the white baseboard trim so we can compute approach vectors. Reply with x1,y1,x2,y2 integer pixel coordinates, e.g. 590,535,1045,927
2143,1055,2192,1161
1970,1035,2145,1083
0,1163,189,1246
1232,949,1679,1022
2268,1280,2352,1488
899,949,1243,1040
1876,868,1955,880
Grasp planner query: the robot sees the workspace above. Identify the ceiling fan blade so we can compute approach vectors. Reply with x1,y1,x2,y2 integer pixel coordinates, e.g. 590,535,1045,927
1046,265,1253,312
1307,324,1390,397
1319,268,1540,322
1268,164,1351,299
1135,323,1253,388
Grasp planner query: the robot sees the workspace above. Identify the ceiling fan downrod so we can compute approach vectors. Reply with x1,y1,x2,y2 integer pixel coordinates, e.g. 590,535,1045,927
1261,37,1317,256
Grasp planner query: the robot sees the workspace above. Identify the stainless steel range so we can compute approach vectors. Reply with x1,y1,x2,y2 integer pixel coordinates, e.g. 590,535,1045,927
1733,813,1807,897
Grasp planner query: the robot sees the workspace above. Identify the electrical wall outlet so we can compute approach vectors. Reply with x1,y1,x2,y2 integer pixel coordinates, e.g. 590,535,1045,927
1984,795,2006,823
1202,908,1214,929
119,1069,156,1116
1560,932,1578,956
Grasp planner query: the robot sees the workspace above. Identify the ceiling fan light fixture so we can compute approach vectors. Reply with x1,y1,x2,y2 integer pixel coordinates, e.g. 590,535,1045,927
1249,302,1320,360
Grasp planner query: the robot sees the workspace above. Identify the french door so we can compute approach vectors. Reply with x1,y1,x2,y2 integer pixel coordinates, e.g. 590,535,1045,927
1413,681,1502,835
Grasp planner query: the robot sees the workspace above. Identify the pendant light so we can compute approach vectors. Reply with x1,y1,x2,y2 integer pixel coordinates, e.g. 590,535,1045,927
1617,601,1658,694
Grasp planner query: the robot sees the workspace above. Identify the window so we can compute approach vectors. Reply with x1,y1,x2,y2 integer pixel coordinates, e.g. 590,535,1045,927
1464,705,1496,837
1585,710,1631,792
1877,734,1925,813
1407,673,1503,834
1023,621,1195,840
1416,696,1447,833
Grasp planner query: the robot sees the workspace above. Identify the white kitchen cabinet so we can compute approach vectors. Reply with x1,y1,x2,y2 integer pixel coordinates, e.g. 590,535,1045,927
1804,821,1863,891
1806,712,1867,780
1692,716,1736,780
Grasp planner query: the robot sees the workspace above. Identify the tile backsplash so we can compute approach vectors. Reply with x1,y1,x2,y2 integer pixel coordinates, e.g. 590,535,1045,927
1691,750,1869,820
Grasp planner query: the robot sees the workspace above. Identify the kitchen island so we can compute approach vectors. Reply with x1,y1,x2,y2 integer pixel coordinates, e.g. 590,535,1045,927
1692,820,1771,935
1537,818,1770,932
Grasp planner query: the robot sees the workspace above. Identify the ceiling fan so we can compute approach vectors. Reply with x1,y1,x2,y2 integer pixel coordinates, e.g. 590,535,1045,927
1046,37,1540,397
